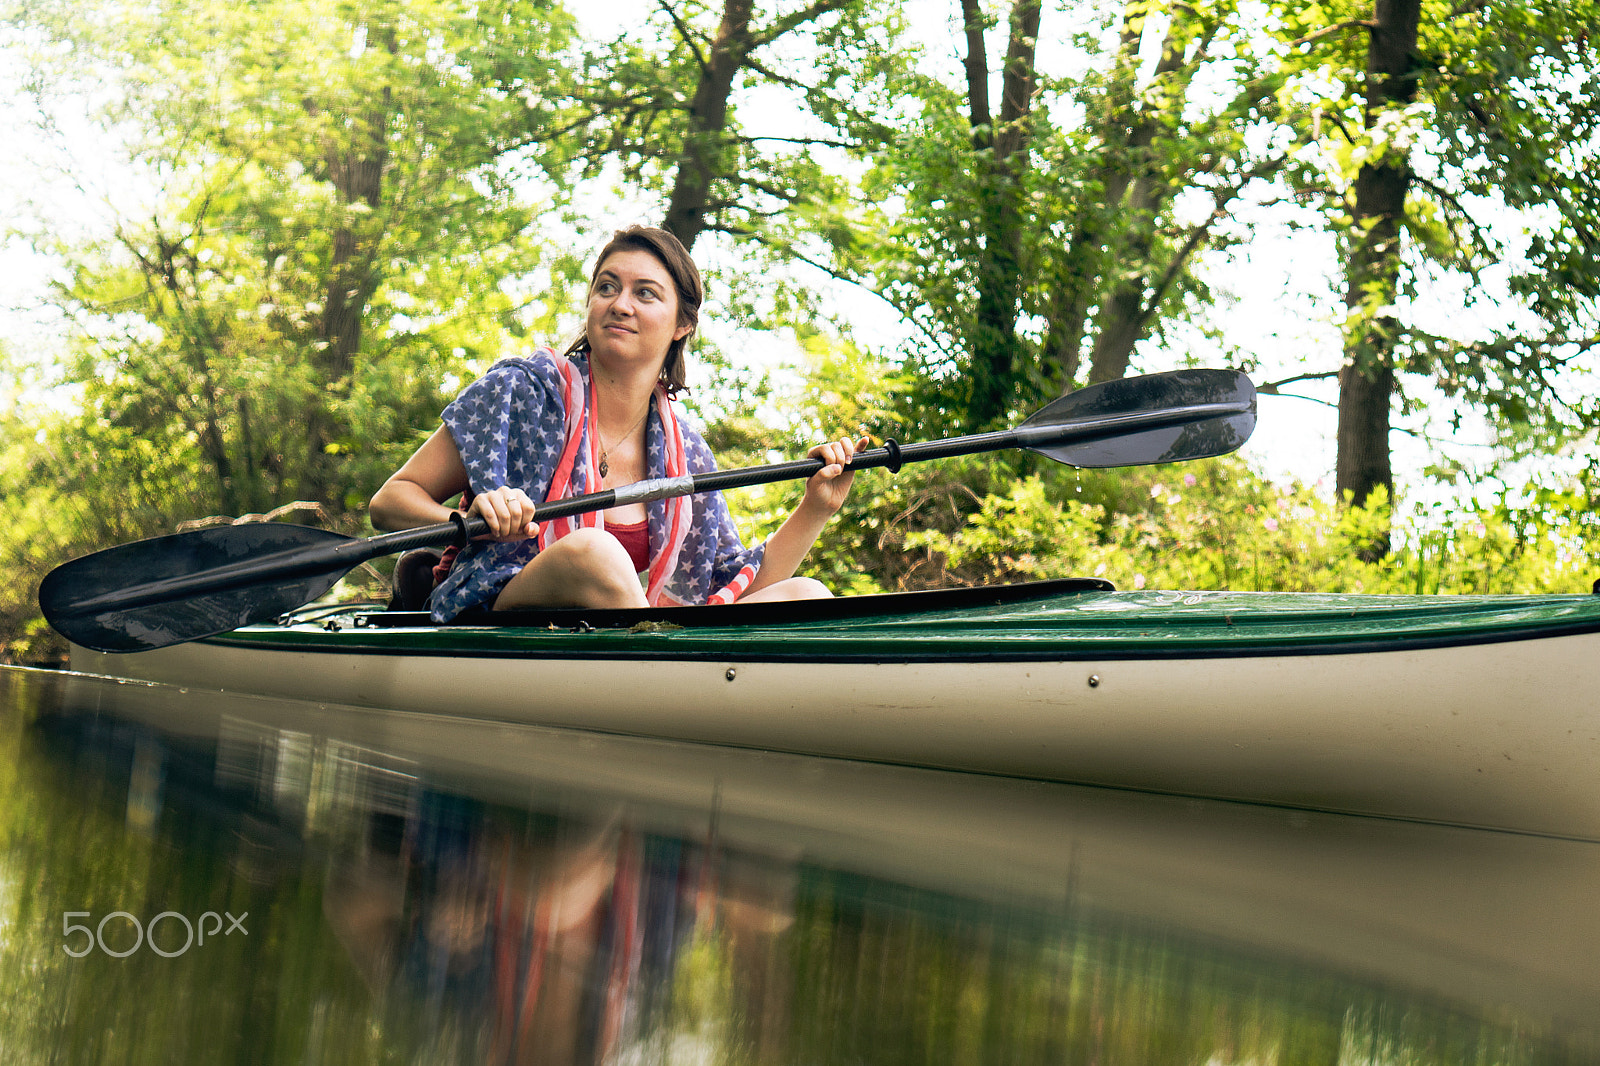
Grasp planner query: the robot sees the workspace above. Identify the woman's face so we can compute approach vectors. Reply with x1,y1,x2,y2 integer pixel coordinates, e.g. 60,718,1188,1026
585,248,691,374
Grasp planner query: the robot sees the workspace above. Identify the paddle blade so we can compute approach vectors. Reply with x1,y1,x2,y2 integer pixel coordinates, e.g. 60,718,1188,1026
1021,369,1256,468
41,523,354,653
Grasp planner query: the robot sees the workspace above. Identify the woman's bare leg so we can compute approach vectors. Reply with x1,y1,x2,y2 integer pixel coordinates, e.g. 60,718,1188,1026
495,533,831,609
738,577,832,603
492,528,648,610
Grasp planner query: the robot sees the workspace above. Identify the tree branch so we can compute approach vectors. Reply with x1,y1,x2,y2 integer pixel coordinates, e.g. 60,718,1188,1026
1317,106,1360,145
730,174,804,203
740,53,815,94
656,0,709,76
1137,154,1291,337
1259,370,1339,395
750,0,854,50
1408,173,1496,264
1290,19,1376,48
735,133,858,149
729,227,960,363
703,199,789,220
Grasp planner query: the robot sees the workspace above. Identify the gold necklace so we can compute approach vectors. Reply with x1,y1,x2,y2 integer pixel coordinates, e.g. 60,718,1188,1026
597,402,650,479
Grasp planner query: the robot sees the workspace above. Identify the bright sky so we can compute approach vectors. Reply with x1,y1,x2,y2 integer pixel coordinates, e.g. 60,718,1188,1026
0,44,150,397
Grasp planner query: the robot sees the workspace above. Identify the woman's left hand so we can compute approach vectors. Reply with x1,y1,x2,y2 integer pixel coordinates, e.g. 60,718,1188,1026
802,435,869,516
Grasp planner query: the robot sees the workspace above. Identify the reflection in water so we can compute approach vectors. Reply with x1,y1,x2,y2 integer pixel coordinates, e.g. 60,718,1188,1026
0,665,1595,1064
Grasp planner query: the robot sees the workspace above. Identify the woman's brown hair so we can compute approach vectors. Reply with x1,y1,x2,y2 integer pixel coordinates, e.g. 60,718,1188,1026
563,225,702,395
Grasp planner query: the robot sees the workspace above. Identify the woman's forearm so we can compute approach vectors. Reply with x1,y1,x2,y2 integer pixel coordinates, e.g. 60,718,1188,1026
743,497,835,595
369,478,461,532
742,434,861,595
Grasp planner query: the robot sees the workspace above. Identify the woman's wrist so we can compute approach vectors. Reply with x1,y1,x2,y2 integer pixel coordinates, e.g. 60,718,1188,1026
794,490,840,521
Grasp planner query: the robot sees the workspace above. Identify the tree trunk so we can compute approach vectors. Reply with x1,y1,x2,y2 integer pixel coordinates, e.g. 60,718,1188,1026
663,0,755,250
659,0,856,250
959,0,1041,428
303,27,394,504
1086,285,1149,383
1084,5,1215,385
1050,0,1195,389
1336,0,1421,528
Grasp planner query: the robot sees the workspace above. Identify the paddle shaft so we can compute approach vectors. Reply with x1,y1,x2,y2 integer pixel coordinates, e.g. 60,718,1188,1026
464,393,1246,533
57,396,1244,618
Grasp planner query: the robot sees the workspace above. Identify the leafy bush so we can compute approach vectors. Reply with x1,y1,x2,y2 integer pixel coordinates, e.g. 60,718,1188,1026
886,458,1600,597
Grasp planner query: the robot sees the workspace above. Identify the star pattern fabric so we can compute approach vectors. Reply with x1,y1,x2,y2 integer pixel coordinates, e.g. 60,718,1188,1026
427,348,764,621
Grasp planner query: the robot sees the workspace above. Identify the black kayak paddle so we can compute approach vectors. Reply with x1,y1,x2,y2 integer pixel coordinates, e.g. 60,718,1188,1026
42,367,1256,653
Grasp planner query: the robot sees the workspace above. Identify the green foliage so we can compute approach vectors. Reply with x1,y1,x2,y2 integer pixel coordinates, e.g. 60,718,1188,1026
807,0,1600,489
811,0,1295,433
0,358,86,664
0,0,594,658
4,0,1600,660
903,456,1600,597
1279,0,1600,458
9,0,579,523
554,0,895,256
711,353,1599,602
905,475,1111,585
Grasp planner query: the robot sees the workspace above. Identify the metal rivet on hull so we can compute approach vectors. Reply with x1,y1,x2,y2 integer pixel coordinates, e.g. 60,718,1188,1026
725,667,737,682
1087,674,1100,688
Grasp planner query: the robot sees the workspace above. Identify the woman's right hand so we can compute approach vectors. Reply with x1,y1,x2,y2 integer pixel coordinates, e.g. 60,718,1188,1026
468,486,539,542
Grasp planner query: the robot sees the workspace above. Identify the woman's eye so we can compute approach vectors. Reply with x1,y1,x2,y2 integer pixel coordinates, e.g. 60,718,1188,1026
596,282,617,295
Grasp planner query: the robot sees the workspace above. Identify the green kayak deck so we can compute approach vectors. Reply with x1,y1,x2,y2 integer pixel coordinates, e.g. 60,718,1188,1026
211,580,1600,662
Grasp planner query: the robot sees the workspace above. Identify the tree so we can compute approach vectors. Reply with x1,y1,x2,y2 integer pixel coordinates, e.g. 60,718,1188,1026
955,0,1041,427
9,0,583,521
1062,0,1289,388
551,0,894,252
1337,0,1421,513
1284,0,1600,513
811,0,1295,433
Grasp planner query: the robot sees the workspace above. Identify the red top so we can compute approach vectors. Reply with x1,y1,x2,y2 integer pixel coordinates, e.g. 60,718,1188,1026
607,519,650,573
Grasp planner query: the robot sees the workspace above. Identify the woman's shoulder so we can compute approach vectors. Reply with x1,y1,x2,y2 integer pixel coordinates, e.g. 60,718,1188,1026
443,348,577,423
477,346,564,380
671,410,718,471
455,347,576,396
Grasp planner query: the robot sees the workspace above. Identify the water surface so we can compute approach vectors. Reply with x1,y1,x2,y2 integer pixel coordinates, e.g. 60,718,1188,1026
1,665,1596,1063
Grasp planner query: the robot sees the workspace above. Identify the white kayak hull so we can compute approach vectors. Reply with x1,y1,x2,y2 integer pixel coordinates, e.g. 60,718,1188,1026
69,581,1600,840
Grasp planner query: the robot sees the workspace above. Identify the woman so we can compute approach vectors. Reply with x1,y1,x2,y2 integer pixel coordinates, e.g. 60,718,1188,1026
370,225,860,619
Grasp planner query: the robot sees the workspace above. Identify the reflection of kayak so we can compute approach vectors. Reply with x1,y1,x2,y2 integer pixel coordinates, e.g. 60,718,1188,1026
36,665,1600,1046
68,578,1600,839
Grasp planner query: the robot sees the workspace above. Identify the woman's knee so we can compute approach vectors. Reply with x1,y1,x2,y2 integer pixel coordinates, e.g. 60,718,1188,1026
496,528,645,609
550,527,635,575
545,529,643,599
744,576,832,602
788,577,832,600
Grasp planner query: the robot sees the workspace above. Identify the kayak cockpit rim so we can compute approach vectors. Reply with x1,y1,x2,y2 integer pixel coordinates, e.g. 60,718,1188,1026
361,575,1116,632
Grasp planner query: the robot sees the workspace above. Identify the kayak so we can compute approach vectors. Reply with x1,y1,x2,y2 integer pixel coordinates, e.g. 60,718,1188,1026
68,578,1600,840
